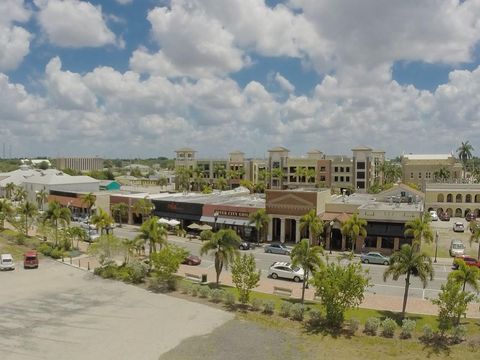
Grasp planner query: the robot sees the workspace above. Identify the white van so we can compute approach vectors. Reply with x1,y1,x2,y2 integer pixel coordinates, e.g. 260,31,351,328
449,240,465,257
0,253,15,270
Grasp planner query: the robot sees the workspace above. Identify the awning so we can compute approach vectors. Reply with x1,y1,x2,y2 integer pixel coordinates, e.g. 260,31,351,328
154,211,201,221
200,216,253,227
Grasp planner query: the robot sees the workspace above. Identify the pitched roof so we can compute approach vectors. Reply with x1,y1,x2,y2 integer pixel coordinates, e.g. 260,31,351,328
268,146,290,152
351,145,373,151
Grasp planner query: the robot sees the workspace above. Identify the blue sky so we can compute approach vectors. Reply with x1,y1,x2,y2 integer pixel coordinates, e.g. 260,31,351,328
1,0,480,158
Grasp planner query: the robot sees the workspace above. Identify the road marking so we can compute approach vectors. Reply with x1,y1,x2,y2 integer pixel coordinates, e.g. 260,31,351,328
370,283,441,293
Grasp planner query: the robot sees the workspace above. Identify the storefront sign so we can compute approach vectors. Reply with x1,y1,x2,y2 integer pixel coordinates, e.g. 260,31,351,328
215,209,249,218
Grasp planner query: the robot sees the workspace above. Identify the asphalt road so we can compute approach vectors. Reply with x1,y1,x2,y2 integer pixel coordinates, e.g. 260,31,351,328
110,226,469,300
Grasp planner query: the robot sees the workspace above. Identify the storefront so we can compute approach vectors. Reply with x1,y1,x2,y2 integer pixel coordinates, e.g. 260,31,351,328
153,199,203,226
201,205,259,241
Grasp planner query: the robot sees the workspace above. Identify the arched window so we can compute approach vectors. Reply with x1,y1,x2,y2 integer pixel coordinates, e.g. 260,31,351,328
447,194,453,202
476,194,480,203
446,208,453,216
466,194,472,203
437,194,444,202
456,194,462,203
455,208,462,217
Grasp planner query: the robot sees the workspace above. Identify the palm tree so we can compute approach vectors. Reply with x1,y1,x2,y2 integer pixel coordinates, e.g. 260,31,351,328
111,203,129,227
470,226,480,260
306,168,316,183
36,189,48,211
14,187,27,202
290,238,324,304
90,208,114,235
43,201,71,246
67,226,87,249
0,199,13,229
132,197,155,223
200,229,241,286
300,209,324,245
19,201,37,236
136,216,167,254
215,177,228,190
449,259,480,324
249,209,270,244
5,182,15,200
457,141,474,179
404,212,433,251
295,167,307,183
213,164,226,179
341,212,367,252
383,244,434,318
80,192,96,218
433,167,450,182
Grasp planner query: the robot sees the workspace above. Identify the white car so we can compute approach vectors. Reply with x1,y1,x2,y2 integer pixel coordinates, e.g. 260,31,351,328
268,262,304,282
0,253,15,270
429,211,438,221
453,222,465,232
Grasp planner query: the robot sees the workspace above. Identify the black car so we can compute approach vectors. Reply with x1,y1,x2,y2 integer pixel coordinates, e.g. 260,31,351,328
239,241,254,250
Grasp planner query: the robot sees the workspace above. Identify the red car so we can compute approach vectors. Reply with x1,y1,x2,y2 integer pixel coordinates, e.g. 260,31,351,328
439,212,450,221
466,213,477,222
452,255,480,269
23,251,39,269
182,254,201,266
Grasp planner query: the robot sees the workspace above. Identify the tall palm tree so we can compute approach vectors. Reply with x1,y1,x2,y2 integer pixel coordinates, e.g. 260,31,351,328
80,192,96,218
19,201,37,236
5,182,15,200
36,189,48,211
404,212,433,251
200,229,241,286
14,187,27,202
470,226,480,260
90,208,114,235
341,212,367,252
306,168,316,183
111,203,129,227
290,238,324,304
383,244,434,318
249,209,270,244
43,201,71,246
457,141,474,179
295,166,307,183
132,197,155,223
136,216,167,254
0,199,13,229
215,177,228,190
300,209,324,245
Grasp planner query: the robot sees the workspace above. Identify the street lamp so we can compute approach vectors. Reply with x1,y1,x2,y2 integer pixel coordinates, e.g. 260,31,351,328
434,231,439,263
213,210,219,232
329,221,334,255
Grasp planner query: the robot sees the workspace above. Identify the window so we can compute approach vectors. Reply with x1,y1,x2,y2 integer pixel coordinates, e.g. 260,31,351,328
273,161,280,168
364,237,377,248
320,166,326,171
357,181,365,189
357,172,365,179
340,167,344,172
340,176,344,182
357,162,365,170
426,172,431,179
381,237,395,249
346,176,350,182
410,172,414,179
334,176,338,182
346,167,350,172
418,172,422,179
334,166,338,172
320,176,326,181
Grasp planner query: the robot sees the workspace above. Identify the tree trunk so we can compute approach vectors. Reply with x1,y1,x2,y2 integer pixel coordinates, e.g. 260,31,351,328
477,243,480,261
25,216,28,236
402,272,411,318
257,227,260,245
214,254,222,287
55,220,58,247
301,269,308,304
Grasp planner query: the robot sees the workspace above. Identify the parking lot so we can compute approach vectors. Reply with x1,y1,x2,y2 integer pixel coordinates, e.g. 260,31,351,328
0,259,232,360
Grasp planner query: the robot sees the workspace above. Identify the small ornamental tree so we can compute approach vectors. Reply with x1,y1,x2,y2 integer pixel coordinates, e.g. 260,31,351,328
88,234,124,266
312,261,370,328
231,254,261,304
432,278,475,333
150,244,189,284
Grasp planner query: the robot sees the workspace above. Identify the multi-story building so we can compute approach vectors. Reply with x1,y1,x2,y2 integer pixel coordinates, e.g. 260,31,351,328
351,146,385,192
401,154,462,191
425,183,480,218
55,157,104,172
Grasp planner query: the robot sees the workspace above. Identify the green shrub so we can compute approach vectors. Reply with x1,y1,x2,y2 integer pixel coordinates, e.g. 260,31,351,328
347,318,360,334
50,248,65,259
190,285,200,297
180,283,192,294
364,317,380,336
250,298,263,311
263,300,275,315
290,304,305,321
224,291,236,306
126,261,149,284
199,230,213,241
210,289,224,303
308,309,323,326
15,234,26,245
166,277,178,291
400,319,416,339
38,243,52,256
381,318,397,338
198,286,211,298
94,262,118,279
422,324,433,341
279,302,292,318
451,325,466,344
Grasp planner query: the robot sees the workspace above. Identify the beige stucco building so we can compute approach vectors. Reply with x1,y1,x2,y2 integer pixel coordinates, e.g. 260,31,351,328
425,183,480,217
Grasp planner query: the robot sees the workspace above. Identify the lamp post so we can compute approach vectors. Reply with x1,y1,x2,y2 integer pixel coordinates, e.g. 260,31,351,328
329,221,334,255
213,210,219,232
434,231,438,263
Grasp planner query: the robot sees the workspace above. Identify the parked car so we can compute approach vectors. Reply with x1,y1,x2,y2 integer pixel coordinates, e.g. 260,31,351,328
465,213,477,222
0,253,15,270
182,254,201,266
268,262,304,282
449,240,465,257
452,255,480,269
23,251,39,269
239,241,255,250
439,212,450,221
452,222,465,232
264,243,291,255
429,211,438,221
360,252,390,265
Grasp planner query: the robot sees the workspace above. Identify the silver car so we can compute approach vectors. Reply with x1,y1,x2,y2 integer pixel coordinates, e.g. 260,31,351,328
360,252,390,265
264,243,291,255
268,262,304,282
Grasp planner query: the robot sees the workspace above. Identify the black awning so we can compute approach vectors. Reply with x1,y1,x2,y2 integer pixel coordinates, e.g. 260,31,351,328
366,222,406,238
154,211,201,221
